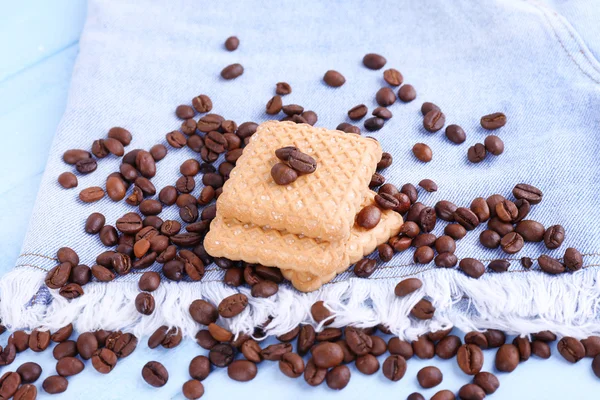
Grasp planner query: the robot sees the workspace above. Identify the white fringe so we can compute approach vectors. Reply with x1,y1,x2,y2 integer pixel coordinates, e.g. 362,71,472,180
1,267,600,340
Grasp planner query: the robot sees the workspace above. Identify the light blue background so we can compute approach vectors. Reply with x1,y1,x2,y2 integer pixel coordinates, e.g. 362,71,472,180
1,1,599,399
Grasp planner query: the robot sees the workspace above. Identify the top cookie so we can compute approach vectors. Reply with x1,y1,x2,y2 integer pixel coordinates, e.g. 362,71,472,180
217,121,382,241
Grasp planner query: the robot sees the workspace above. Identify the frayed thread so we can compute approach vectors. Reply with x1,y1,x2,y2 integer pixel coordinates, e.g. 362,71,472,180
1,267,599,340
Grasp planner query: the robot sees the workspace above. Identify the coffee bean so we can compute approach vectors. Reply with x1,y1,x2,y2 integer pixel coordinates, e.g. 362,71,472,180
557,337,585,363
413,336,435,359
563,247,583,271
408,393,426,400
513,336,531,361
423,110,445,132
296,325,316,356
45,262,71,289
495,199,518,223
445,224,467,240
417,179,437,193
412,233,436,247
457,344,484,375
134,150,155,178
434,235,455,253
417,366,443,388
262,343,292,361
544,224,565,249
218,293,248,318
419,207,437,233
378,243,394,262
84,212,105,234
399,222,419,239
56,357,84,377
488,259,510,273
142,361,169,387
514,220,545,242
421,102,440,115
458,384,486,400
435,335,461,359
345,327,373,356
584,337,600,358
63,149,92,165
182,380,204,400
176,105,195,119
284,149,317,174
473,371,500,394
487,217,514,236
251,280,278,298
226,360,257,382
309,342,344,369
76,332,98,360
529,341,550,359
411,298,435,319
480,112,506,130
166,130,187,148
414,246,434,264
435,252,458,268
303,358,326,386
364,117,384,131
495,344,519,372
0,342,16,365
223,268,244,286
273,82,292,96
398,84,416,102
356,204,381,229
28,329,50,352
79,186,105,203
103,137,125,156
521,257,533,268
479,230,501,248
42,375,68,394
383,68,403,86
484,135,504,155
221,63,243,80
134,292,155,315
323,70,346,87
324,365,350,390
14,384,36,400
363,53,386,70
345,105,368,121
223,35,239,51
376,87,396,107
139,199,162,216
58,172,78,189
75,158,97,174
412,143,432,162
387,338,413,359
271,163,298,185
467,143,487,163
499,232,524,254
53,340,78,360
59,283,84,299
373,193,397,212
17,362,42,384
382,355,407,381
454,207,479,230
372,108,392,122
181,119,198,135
445,124,466,144
265,95,283,115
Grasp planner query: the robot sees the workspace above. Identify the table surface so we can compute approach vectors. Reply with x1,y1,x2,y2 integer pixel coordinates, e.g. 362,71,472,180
0,1,598,399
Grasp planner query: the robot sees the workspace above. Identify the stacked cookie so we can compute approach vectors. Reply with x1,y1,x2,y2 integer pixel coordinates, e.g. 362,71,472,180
205,121,403,292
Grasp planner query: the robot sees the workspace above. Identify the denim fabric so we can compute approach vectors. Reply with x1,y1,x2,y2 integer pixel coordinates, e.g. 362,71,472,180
5,0,600,397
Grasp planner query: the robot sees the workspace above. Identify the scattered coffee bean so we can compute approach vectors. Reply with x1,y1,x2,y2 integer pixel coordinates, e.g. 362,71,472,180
481,112,506,130
454,207,479,230
457,344,484,375
423,110,445,132
467,143,487,163
323,70,346,87
364,117,384,131
411,298,435,319
564,247,583,271
56,357,84,377
383,68,403,86
79,186,105,203
42,375,68,394
224,36,239,51
419,179,437,192
458,383,486,400
382,355,407,381
142,361,169,387
500,232,524,254
436,335,462,359
412,143,432,162
221,63,244,80
17,362,42,383
218,293,248,318
363,53,386,70
544,224,565,249
484,135,504,155
417,366,443,388
398,84,416,102
488,259,510,273
348,104,368,120
271,163,298,185
445,223,467,240
445,124,466,144
480,230,501,248
58,172,78,189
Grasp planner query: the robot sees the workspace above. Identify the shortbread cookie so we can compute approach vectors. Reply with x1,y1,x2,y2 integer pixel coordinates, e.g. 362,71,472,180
205,191,403,279
216,121,382,241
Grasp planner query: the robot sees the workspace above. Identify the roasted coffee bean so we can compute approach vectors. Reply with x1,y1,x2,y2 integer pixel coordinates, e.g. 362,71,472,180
378,243,394,262
388,337,413,359
374,193,399,211
408,204,427,224
266,95,283,115
356,205,381,229
85,212,105,234
452,207,479,230
227,360,257,382
423,110,445,132
481,112,506,130
544,224,565,249
419,207,437,233
275,352,305,378
163,260,185,281
480,229,501,248
458,384,486,400
488,217,514,236
176,176,195,194
382,355,407,381
298,325,316,355
379,182,399,195
488,259,510,273
135,292,155,315
75,158,97,174
445,124,466,144
417,366,443,388
419,179,437,192
221,63,243,80
316,328,343,342
103,137,125,156
189,299,218,325
0,343,17,365
254,266,284,283
223,35,240,51
276,326,300,343
301,111,318,125
218,293,248,318
484,135,504,155
407,393,426,400
485,194,504,218
427,329,453,342
53,341,78,360
323,70,346,87
239,339,262,363
564,247,583,271
412,233,436,247
532,331,557,342
59,283,84,299
45,262,72,289
311,342,344,369
367,335,386,356
50,324,73,343
363,53,386,70
514,220,545,242
251,280,279,298
364,117,384,131
434,236,456,254
271,163,298,185
282,104,304,116
373,107,393,120
496,199,518,222
63,149,92,164
500,232,524,254
13,383,36,399
91,265,115,282
557,337,585,363
124,186,143,206
345,327,373,356
383,68,403,86
512,199,530,223
530,341,550,359
275,82,292,95
521,257,533,269
459,258,485,279
304,358,327,386
311,301,333,325
166,130,187,148
413,336,435,359
28,329,50,352
135,150,156,178
142,361,169,387
262,343,292,361
469,197,489,223
435,252,458,268
481,330,505,349
467,143,487,164
207,323,233,342
326,365,351,390
472,371,500,395
122,149,141,165
400,221,420,238
582,336,600,358
445,223,467,240
42,375,68,394
79,186,105,202
176,105,195,119
56,357,84,377
139,199,162,216
58,172,78,189
182,380,204,400
457,344,484,375
348,104,368,120
412,143,432,162
411,298,435,319
116,212,143,234
370,172,385,188
414,246,434,264
495,344,519,372
180,204,199,223
17,362,42,383
56,247,78,266
376,87,396,107
77,332,98,360
513,336,531,361
436,335,462,359
398,84,416,102
111,252,131,275
511,184,542,206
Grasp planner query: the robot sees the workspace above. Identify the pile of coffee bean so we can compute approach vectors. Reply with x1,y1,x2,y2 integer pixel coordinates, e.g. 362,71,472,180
40,41,592,399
